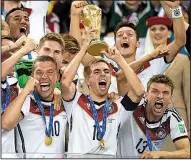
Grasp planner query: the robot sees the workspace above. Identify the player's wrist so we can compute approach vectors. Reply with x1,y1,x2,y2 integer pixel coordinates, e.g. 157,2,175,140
21,88,30,97
114,55,125,65
171,6,182,19
147,53,155,60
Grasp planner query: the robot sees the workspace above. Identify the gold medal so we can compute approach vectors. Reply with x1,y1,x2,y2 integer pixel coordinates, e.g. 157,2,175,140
100,139,106,148
45,136,52,146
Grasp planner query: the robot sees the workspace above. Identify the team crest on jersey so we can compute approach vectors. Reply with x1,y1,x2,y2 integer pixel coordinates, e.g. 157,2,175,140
155,127,166,139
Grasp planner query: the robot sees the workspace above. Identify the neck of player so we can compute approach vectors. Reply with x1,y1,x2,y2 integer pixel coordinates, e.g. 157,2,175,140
90,92,107,103
145,106,162,123
39,93,54,102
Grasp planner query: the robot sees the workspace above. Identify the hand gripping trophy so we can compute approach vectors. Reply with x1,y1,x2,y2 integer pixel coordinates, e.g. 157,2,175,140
81,4,108,56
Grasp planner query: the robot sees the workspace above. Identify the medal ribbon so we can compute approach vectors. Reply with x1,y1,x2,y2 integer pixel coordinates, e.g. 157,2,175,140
1,81,11,111
145,126,152,151
27,52,32,60
143,101,152,151
33,90,54,137
87,95,109,140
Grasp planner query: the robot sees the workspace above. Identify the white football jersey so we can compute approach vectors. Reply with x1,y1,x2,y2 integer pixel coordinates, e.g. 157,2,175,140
1,76,21,158
107,57,170,94
16,95,67,158
63,91,136,156
117,105,188,158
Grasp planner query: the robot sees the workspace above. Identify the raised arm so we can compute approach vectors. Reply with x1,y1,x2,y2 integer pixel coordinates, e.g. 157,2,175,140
103,47,144,103
69,1,96,66
160,1,189,31
2,37,36,80
69,1,88,46
116,44,170,82
1,35,26,54
60,29,95,101
2,77,38,131
160,1,186,62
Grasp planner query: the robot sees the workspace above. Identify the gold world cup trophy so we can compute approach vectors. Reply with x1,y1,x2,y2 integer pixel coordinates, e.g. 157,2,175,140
81,4,108,56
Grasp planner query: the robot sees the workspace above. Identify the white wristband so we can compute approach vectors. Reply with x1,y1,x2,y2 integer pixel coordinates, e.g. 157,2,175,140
171,6,182,19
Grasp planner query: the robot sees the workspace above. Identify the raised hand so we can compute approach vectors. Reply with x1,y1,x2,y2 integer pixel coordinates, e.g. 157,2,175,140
24,77,39,94
162,1,180,8
149,44,170,59
22,37,37,53
101,47,122,62
71,1,88,16
14,35,27,48
160,1,180,18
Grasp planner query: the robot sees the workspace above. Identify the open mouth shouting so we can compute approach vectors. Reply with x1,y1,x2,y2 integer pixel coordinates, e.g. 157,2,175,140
154,100,163,113
40,82,50,92
121,41,130,48
98,79,107,90
20,26,27,35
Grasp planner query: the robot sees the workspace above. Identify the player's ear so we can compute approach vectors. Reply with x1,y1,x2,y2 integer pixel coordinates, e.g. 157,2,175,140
136,40,140,48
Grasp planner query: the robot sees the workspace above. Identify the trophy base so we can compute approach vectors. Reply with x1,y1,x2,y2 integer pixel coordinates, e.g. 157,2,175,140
87,39,108,56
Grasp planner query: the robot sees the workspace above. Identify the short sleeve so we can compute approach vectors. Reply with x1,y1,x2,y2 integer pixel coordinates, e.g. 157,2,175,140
170,113,188,141
21,95,31,117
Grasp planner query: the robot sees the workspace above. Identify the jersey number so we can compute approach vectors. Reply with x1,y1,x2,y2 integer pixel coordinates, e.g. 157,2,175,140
52,120,60,136
136,138,147,154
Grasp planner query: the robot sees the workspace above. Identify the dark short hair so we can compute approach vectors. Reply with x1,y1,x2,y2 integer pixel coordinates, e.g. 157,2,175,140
32,55,58,72
61,34,80,54
147,74,174,94
5,8,28,21
114,21,139,41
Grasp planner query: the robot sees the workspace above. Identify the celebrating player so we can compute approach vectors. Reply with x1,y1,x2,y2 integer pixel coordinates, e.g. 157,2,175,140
4,56,67,158
60,28,144,155
117,74,190,158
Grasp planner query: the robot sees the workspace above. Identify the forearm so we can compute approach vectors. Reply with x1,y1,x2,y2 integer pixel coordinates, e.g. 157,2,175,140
69,15,82,46
2,48,28,80
2,43,18,54
161,148,190,159
2,89,29,130
82,52,95,66
62,45,87,86
173,16,186,47
129,54,152,73
115,56,144,97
